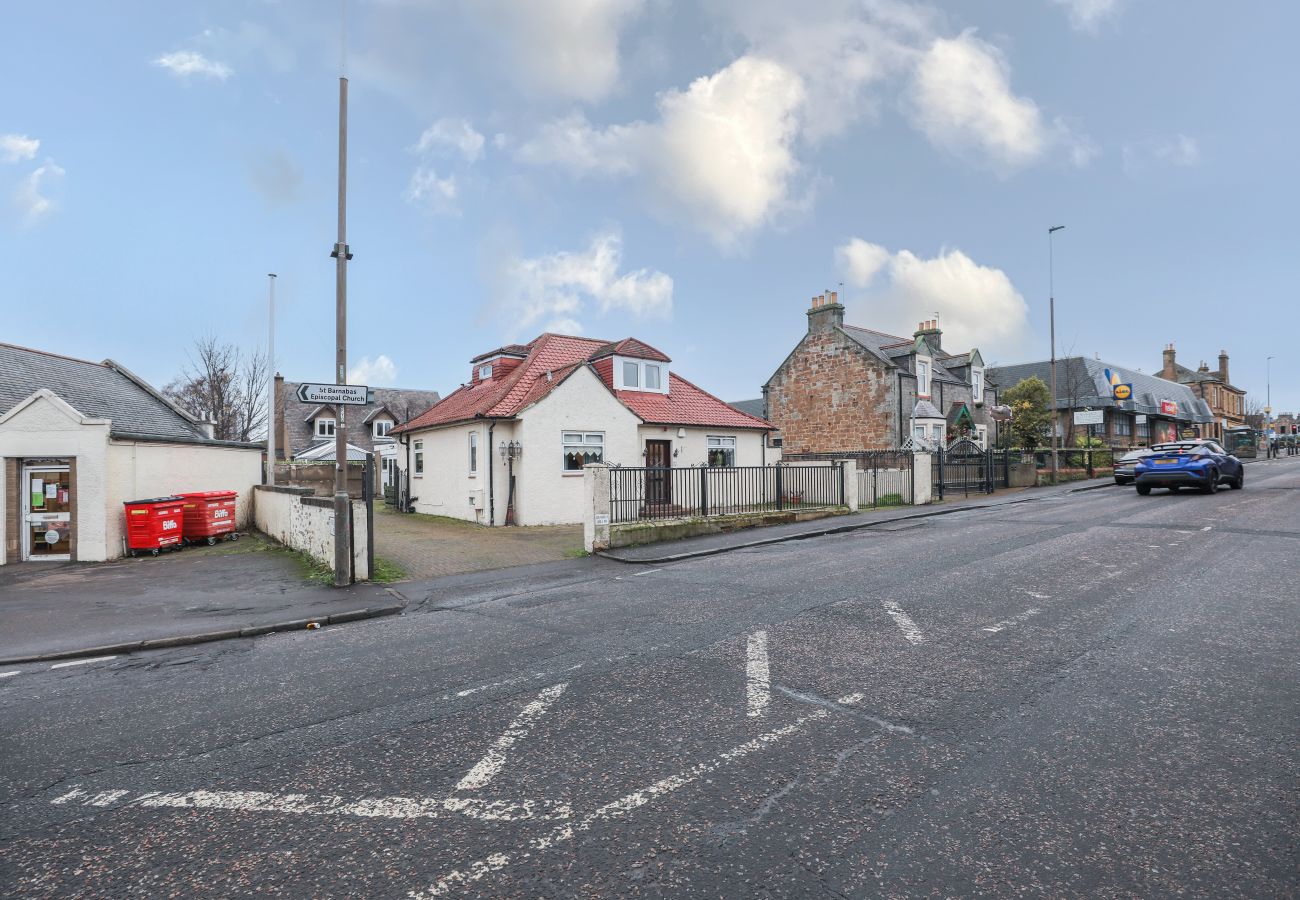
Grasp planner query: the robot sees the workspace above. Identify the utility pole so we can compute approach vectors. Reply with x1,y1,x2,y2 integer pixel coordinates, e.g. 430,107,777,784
1048,225,1065,484
266,273,277,486
330,74,353,587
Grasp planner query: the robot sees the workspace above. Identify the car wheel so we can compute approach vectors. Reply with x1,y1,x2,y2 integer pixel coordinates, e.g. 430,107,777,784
1231,470,1244,489
1136,485,1151,496
1202,469,1219,494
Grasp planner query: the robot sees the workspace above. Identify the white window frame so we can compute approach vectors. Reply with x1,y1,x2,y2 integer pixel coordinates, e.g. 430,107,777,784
414,439,424,476
316,417,336,438
974,424,988,449
931,423,944,446
613,357,670,394
916,358,931,397
706,435,736,467
644,363,662,391
478,364,493,380
468,431,478,475
971,367,984,404
562,432,605,472
373,419,392,437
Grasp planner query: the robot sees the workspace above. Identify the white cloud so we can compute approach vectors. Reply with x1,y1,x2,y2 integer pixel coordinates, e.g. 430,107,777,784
416,118,486,163
518,55,807,249
348,355,399,387
465,0,645,102
405,167,459,215
492,230,672,337
1122,134,1201,174
906,30,1047,170
835,238,1029,354
153,50,233,80
1052,0,1123,32
1,134,39,163
14,159,65,222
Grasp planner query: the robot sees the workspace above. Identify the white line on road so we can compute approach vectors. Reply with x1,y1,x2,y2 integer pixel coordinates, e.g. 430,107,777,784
982,608,1042,634
50,786,570,822
1201,526,1213,531
881,601,924,645
451,663,583,699
49,656,117,669
0,670,20,679
632,568,663,576
454,683,567,792
746,631,770,718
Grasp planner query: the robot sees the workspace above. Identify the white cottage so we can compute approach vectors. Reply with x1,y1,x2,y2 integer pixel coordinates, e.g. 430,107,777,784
391,334,773,526
0,343,263,564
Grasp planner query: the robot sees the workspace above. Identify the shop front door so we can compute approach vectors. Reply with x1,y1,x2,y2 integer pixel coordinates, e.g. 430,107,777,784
22,464,72,561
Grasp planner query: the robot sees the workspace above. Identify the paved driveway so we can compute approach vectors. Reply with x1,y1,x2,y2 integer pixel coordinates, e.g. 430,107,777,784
373,506,584,580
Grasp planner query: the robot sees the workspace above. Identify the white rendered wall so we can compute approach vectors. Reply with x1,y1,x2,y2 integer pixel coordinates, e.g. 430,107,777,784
634,426,769,468
514,369,641,526
253,487,370,580
406,421,515,525
105,441,262,559
0,395,111,564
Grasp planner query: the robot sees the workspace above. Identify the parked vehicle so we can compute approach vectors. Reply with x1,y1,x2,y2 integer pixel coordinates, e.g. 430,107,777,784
1134,441,1243,495
1113,449,1153,485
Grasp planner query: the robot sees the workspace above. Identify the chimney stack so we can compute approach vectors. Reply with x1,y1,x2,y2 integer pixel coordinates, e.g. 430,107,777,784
1218,350,1230,384
913,318,942,351
1161,343,1177,380
806,289,844,334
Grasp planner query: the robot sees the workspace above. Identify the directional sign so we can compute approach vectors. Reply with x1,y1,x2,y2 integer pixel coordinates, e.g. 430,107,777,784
1074,409,1105,426
296,383,369,405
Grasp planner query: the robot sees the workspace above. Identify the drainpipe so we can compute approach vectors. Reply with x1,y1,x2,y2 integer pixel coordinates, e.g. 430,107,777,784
487,421,495,526
402,432,411,512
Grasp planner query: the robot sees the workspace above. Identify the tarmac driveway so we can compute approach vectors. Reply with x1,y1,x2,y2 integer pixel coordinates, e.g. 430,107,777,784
373,506,584,580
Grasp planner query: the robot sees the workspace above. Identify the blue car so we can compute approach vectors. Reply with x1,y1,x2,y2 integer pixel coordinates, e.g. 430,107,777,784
1134,440,1244,495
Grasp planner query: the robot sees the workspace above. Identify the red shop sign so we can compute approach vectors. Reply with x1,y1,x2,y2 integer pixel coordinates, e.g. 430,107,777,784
1159,400,1179,416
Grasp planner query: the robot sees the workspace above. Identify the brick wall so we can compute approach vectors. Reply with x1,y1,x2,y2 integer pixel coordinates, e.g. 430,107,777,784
766,329,897,453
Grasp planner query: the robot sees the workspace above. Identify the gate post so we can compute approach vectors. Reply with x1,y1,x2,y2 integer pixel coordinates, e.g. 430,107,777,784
775,465,784,512
700,466,708,517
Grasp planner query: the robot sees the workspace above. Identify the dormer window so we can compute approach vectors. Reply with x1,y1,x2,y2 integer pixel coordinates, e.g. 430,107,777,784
479,364,493,380
916,359,931,397
373,420,392,437
316,418,336,438
614,357,669,394
972,367,984,404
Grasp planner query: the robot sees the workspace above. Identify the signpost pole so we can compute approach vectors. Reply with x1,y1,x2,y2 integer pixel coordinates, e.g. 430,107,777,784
266,273,276,487
330,73,351,587
1048,225,1065,484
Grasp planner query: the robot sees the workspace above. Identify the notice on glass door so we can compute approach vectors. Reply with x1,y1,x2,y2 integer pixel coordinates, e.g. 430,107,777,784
31,479,45,509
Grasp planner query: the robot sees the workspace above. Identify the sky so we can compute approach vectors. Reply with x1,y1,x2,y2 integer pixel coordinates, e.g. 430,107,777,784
3,0,1298,418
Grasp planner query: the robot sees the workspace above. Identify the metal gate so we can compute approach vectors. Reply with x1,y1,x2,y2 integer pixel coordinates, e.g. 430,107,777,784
933,439,995,499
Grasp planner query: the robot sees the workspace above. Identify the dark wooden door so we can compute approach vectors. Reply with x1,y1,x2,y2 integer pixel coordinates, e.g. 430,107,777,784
645,440,672,504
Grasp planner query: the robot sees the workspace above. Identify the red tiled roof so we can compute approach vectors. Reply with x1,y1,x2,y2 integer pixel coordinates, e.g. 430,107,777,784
616,374,771,429
589,338,671,363
395,333,771,433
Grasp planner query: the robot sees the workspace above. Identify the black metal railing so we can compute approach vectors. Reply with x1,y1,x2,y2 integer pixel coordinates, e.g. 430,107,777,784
608,464,843,524
784,450,915,508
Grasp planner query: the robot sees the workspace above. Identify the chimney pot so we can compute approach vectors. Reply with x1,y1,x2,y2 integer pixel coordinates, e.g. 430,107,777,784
829,290,837,304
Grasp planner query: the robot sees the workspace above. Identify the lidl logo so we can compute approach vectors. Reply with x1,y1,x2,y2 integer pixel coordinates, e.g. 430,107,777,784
1113,383,1133,401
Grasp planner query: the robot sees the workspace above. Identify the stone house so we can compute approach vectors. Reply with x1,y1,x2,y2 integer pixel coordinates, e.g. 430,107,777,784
1158,344,1246,443
763,292,999,452
1,342,262,564
391,333,773,527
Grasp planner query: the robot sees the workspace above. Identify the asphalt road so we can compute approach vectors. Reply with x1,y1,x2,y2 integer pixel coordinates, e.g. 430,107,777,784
2,457,1297,898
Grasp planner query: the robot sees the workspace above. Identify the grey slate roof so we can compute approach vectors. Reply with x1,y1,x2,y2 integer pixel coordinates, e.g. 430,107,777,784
0,342,224,444
838,326,964,382
727,398,766,419
912,400,943,419
988,357,1214,423
277,380,440,459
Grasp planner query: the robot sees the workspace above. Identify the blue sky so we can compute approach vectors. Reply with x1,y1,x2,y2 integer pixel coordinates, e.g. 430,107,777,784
3,0,1297,417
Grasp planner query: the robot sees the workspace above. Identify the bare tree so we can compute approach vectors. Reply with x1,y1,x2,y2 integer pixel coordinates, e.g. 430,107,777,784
1244,395,1267,431
163,336,269,442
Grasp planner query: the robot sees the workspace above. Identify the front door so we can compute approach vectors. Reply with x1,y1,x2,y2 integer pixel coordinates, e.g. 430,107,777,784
645,440,672,505
22,465,72,561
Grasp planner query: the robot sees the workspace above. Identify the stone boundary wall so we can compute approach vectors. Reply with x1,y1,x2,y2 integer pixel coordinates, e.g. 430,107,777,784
253,485,370,581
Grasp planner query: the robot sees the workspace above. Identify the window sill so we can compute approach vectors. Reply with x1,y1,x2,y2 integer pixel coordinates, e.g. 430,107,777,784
561,471,585,477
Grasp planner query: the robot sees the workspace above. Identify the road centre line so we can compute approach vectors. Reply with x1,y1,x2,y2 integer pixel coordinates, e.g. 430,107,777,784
455,683,567,792
881,601,925,645
50,785,570,823
49,656,117,669
746,631,770,718
413,696,884,898
982,608,1042,634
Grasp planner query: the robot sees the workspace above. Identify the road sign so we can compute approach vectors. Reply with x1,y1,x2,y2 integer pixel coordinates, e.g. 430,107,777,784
1074,409,1104,426
296,383,369,405
1112,383,1132,401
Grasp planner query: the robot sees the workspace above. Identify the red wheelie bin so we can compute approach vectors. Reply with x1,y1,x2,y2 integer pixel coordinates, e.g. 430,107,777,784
178,491,240,546
123,497,186,557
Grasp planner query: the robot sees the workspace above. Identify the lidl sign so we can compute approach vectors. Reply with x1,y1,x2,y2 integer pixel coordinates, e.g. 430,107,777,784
1113,383,1132,401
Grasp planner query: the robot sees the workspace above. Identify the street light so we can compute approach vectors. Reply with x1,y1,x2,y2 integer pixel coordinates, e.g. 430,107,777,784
500,440,522,525
1048,225,1066,483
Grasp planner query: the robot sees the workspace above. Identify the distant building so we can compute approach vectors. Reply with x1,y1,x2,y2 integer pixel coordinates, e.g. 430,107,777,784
1158,344,1245,442
989,357,1214,446
763,292,998,452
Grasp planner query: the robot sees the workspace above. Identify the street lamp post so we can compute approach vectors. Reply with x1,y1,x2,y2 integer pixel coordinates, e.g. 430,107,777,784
1048,225,1066,483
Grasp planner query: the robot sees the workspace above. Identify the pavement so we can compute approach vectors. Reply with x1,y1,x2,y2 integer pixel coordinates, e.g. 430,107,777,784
373,505,584,580
2,453,1295,897
0,534,400,664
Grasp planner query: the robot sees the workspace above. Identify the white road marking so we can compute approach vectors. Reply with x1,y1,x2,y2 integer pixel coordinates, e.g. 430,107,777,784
881,600,924,645
413,704,859,899
0,670,20,679
454,683,567,792
632,568,663,576
982,608,1042,634
50,785,570,822
50,656,116,669
1021,590,1051,600
1201,526,1213,532
451,663,582,699
746,630,770,718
